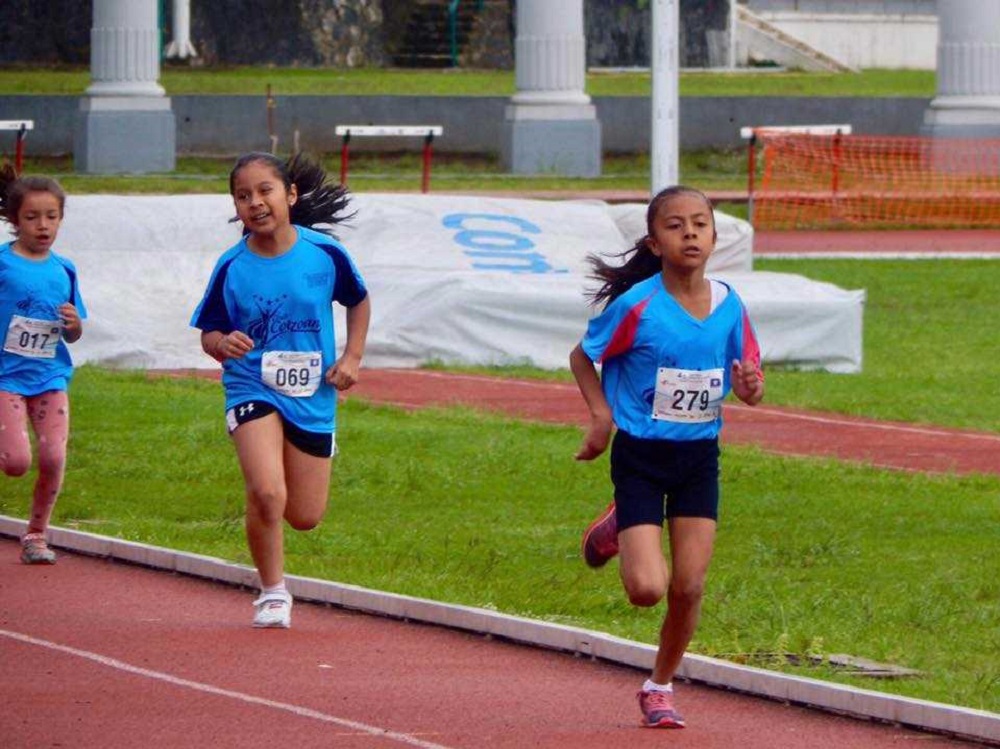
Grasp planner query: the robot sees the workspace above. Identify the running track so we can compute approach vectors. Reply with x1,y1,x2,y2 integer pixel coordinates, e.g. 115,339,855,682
0,538,980,749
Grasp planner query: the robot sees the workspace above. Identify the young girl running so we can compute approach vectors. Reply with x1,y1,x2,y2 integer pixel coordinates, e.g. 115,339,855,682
191,152,371,629
570,185,764,728
0,167,86,564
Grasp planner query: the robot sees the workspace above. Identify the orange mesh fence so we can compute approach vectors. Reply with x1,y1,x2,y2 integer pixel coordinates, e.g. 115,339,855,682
750,133,1000,229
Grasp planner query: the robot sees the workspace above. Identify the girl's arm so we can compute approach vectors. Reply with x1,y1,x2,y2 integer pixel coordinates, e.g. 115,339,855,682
570,343,615,461
201,330,253,363
327,295,371,391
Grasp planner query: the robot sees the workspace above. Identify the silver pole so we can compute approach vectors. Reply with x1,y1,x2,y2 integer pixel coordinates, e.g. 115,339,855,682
651,0,680,193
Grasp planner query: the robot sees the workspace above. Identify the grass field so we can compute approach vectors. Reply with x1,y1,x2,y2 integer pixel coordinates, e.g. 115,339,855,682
15,150,750,209
0,65,936,97
1,366,996,716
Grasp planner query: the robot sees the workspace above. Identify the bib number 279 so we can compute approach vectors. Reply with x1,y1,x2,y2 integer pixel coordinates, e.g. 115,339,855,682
652,367,724,423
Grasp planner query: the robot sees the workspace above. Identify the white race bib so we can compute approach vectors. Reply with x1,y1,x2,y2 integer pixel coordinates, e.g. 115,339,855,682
261,351,322,397
652,367,724,423
3,315,62,359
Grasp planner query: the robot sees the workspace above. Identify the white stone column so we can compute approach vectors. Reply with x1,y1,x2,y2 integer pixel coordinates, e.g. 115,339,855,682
74,0,176,173
502,0,601,177
922,0,1000,138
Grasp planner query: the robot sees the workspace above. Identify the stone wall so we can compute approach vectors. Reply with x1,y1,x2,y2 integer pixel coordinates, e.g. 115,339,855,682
0,0,91,64
189,0,386,67
585,0,731,68
0,0,386,68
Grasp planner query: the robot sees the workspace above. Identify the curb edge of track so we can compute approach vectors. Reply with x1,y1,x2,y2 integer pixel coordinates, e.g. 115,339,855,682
3,516,996,747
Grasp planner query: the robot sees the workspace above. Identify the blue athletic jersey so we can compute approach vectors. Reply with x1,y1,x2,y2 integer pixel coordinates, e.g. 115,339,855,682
190,226,368,434
0,242,87,396
581,274,761,441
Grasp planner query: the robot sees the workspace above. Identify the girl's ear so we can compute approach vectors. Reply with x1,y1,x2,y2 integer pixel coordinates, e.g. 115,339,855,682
287,184,298,206
644,234,662,257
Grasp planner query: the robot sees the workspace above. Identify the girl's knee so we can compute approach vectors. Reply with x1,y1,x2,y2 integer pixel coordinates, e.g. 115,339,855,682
668,579,706,609
284,504,326,531
246,486,286,525
624,577,668,607
1,454,31,477
286,516,319,532
34,447,66,480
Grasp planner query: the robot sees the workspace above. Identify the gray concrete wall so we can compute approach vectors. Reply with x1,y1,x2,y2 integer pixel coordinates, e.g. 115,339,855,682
1,94,931,157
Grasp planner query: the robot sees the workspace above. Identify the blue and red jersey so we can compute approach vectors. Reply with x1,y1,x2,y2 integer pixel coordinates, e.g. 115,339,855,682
581,274,761,441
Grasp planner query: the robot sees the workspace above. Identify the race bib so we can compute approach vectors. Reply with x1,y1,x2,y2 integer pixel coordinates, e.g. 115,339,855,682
3,315,62,359
652,367,724,423
261,351,322,397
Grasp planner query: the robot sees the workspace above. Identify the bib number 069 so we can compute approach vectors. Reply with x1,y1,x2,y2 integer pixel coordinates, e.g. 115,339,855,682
262,351,322,397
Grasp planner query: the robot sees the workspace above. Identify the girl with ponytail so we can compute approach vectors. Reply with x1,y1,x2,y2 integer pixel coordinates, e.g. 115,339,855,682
192,152,371,629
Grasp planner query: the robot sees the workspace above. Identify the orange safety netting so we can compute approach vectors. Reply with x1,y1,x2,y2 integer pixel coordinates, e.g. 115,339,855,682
749,133,1000,229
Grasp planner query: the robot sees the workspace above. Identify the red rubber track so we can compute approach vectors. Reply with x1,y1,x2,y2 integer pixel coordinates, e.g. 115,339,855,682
1,542,973,749
345,369,1000,477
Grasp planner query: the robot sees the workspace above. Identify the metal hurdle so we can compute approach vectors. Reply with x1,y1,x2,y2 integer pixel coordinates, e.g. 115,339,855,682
335,125,444,193
1,120,35,174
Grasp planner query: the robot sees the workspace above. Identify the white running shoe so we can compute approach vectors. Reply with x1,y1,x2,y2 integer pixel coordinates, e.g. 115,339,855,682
252,591,292,629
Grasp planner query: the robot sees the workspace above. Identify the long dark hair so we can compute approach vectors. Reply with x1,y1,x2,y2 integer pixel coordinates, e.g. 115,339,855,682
586,185,714,307
228,152,353,236
0,164,66,227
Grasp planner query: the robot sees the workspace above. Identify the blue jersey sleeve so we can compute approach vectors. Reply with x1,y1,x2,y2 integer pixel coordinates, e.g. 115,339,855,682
58,256,88,319
581,282,657,364
190,255,237,333
297,227,368,308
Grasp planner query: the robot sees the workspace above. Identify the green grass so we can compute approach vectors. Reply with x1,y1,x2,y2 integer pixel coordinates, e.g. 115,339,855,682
1,367,996,715
0,65,935,97
15,149,750,198
752,259,1000,433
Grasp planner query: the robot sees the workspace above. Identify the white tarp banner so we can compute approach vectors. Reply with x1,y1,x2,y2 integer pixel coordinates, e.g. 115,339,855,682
1,193,864,373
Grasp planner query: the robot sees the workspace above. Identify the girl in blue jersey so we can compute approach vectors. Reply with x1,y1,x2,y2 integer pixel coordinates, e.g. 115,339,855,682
191,153,371,629
0,167,86,565
570,185,764,729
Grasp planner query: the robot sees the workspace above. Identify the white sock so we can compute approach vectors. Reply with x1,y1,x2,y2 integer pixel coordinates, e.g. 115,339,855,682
642,679,673,693
262,581,287,597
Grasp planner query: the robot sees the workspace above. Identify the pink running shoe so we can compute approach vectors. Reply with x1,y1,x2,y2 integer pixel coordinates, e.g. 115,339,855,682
581,501,618,568
638,689,686,729
20,532,56,565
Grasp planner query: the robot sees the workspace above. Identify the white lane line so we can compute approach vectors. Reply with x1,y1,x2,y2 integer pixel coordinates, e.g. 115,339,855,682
728,404,1000,443
384,371,1000,444
756,252,1000,260
1,629,455,749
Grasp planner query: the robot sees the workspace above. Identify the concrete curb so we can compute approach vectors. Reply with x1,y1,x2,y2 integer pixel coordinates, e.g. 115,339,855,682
3,516,997,746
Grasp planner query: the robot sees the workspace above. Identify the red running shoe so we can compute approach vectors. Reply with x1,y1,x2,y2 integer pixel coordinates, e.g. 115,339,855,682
638,689,686,729
581,501,618,568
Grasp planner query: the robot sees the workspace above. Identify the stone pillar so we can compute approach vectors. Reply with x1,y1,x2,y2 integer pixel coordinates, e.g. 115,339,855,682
922,0,1000,139
501,0,601,177
74,0,176,173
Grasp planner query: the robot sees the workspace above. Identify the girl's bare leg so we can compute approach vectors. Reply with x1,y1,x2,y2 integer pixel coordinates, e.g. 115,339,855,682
231,414,288,588
282,441,332,531
651,517,717,684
